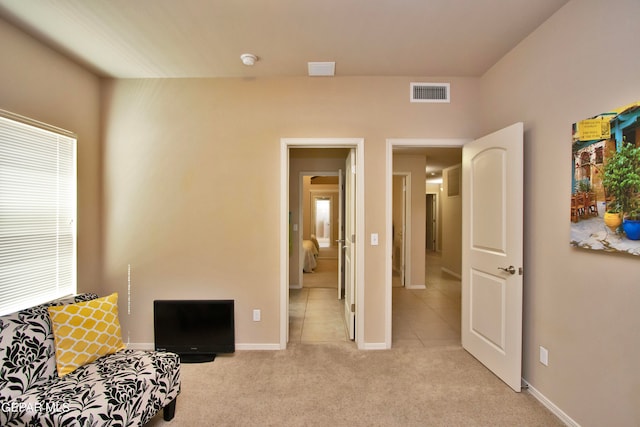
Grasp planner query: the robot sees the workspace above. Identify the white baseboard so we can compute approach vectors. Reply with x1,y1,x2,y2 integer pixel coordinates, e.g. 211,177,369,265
235,343,282,350
406,284,426,290
238,342,390,351
129,342,283,351
523,380,580,427
130,339,401,352
127,342,154,350
360,342,388,350
289,284,302,289
441,267,461,279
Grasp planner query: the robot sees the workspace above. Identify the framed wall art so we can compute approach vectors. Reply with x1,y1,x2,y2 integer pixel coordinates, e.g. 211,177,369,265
570,100,640,256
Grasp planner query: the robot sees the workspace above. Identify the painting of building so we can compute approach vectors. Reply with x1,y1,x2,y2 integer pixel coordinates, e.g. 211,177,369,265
571,101,640,256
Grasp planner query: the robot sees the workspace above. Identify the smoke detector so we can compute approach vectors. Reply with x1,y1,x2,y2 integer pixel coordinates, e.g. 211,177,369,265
240,53,258,66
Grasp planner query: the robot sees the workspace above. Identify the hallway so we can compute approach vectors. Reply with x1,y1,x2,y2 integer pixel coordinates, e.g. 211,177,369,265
392,251,461,348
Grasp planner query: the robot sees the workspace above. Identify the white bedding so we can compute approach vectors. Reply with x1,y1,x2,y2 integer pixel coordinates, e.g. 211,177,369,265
302,236,320,272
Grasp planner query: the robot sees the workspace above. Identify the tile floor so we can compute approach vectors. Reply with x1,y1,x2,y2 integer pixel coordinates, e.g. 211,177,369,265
289,287,347,343
289,251,461,347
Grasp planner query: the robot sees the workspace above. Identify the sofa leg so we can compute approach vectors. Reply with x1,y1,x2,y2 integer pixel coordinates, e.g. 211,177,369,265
163,398,177,421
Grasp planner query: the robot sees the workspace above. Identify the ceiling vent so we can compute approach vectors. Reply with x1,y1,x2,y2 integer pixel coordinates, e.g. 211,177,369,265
308,62,335,77
410,82,450,103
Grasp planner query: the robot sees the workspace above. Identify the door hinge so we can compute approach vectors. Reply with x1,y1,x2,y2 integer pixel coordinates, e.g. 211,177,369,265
351,303,355,313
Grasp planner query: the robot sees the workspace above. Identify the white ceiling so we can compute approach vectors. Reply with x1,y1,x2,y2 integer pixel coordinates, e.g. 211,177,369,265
0,0,568,79
0,0,565,174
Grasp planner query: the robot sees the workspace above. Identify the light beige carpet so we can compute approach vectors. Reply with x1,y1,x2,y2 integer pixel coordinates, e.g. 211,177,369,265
146,342,562,426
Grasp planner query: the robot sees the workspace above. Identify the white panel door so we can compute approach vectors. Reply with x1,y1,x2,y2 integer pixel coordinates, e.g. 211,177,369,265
344,149,356,340
392,175,407,286
461,123,524,392
338,168,344,299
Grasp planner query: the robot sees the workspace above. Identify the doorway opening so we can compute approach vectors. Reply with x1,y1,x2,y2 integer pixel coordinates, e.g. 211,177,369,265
313,197,331,248
280,138,365,349
303,174,340,289
426,193,438,252
385,138,468,348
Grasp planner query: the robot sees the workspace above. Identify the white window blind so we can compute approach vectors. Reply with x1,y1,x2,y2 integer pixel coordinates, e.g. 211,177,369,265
0,111,77,315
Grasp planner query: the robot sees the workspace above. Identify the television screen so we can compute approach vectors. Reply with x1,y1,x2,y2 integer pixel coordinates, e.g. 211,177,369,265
154,299,235,363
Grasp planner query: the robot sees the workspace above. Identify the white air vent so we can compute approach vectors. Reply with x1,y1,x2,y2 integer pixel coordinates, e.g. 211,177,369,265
308,62,335,77
410,82,450,103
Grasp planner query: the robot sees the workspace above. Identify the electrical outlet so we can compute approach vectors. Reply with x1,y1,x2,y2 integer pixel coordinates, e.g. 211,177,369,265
371,233,379,246
539,346,549,366
253,309,261,322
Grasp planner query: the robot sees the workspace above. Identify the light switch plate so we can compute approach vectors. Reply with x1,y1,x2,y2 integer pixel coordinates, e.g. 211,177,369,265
539,346,549,366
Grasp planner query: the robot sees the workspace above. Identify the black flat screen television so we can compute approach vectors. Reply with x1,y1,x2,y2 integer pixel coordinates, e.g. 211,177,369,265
154,299,235,363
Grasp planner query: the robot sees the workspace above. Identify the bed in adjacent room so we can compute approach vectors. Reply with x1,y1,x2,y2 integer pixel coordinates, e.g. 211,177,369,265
302,235,320,273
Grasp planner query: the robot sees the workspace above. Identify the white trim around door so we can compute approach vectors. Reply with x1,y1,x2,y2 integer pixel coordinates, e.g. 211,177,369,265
384,138,470,349
280,138,365,349
392,172,411,289
296,171,339,289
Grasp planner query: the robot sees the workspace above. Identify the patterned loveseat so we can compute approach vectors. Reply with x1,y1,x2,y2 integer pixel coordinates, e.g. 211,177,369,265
0,293,180,426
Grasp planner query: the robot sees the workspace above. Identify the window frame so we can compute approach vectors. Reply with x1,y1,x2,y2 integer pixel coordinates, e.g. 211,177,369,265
0,110,77,315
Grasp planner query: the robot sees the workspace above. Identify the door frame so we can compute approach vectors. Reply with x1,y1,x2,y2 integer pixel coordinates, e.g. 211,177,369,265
281,138,365,349
426,192,438,252
392,172,411,288
385,138,470,348
310,190,337,250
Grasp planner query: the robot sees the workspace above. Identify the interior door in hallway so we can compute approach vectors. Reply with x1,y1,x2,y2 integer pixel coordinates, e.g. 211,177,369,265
338,168,344,299
344,149,356,340
461,122,524,392
392,174,407,287
426,193,437,252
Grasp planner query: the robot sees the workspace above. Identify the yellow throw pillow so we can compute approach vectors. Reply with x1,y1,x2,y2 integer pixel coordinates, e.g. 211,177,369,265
48,293,126,377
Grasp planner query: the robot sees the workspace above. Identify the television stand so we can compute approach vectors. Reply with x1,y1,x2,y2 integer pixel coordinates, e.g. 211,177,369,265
179,353,216,363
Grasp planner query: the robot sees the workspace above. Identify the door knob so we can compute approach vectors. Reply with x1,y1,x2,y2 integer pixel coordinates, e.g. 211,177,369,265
498,265,516,275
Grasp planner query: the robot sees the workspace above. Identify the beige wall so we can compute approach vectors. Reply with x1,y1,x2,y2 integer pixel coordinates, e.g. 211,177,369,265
393,154,426,287
0,18,102,292
441,164,462,277
480,0,640,425
100,76,481,346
